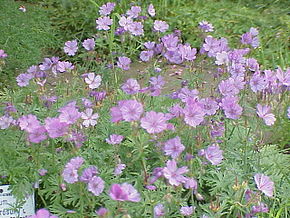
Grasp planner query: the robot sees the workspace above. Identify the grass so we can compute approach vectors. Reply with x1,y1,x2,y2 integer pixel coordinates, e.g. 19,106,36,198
0,0,60,88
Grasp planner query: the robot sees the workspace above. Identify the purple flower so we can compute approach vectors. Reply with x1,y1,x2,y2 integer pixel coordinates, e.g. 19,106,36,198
85,72,102,89
251,202,269,214
80,166,98,183
82,38,95,51
81,108,99,127
58,105,81,125
121,78,140,94
144,41,156,50
28,208,58,218
57,61,74,73
250,73,267,92
96,207,108,216
180,206,194,216
106,134,124,145
218,79,240,96
128,22,144,36
18,114,41,133
109,183,140,202
117,56,131,70
140,50,154,62
96,16,113,30
149,75,165,96
38,169,48,176
199,20,214,32
67,131,87,148
221,96,243,119
16,73,34,87
44,117,69,138
119,100,144,122
183,103,205,128
154,20,169,32
287,107,290,119
256,104,276,126
154,204,165,218
215,51,229,65
88,176,105,196
141,111,168,134
276,67,290,86
90,91,107,101
64,40,78,56
254,173,274,197
149,167,164,184
147,4,155,17
200,144,223,165
62,166,79,184
163,160,188,186
81,98,93,108
163,136,185,159
114,163,126,175
28,126,47,143
210,121,225,138
179,44,197,61
99,2,115,16
183,177,198,190
241,28,259,48
0,49,8,58
0,115,14,129
200,98,219,116
119,16,133,31
126,6,141,18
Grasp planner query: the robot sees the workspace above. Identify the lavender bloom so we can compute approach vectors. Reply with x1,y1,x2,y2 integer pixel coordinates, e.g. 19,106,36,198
241,27,259,48
18,114,41,133
183,177,198,190
0,49,8,58
221,96,243,119
121,78,140,94
117,56,131,70
58,105,81,125
88,176,105,196
120,100,144,122
62,166,79,184
99,2,115,16
154,204,165,218
38,169,48,176
64,40,78,56
276,67,290,86
254,173,274,197
114,163,126,175
16,73,34,87
106,134,124,145
183,103,205,128
109,183,141,202
96,208,108,216
200,144,223,165
163,136,185,159
163,160,188,186
96,16,113,30
256,104,276,126
154,20,169,32
250,73,267,92
28,208,58,218
82,38,95,51
144,41,156,50
251,202,269,214
147,4,155,17
169,104,183,118
57,61,74,73
218,79,240,96
179,44,197,61
128,21,144,36
28,126,47,143
81,108,99,127
200,98,219,116
149,167,164,184
149,75,165,96
80,166,98,183
180,206,194,216
67,131,87,148
140,50,154,62
141,111,168,134
45,117,69,138
210,122,225,138
199,20,214,32
126,6,142,18
0,115,14,129
90,91,107,101
81,98,93,108
215,51,229,65
177,87,199,103
85,73,102,89
119,16,133,31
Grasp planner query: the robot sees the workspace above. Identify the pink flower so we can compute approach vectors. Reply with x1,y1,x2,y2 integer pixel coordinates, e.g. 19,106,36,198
106,134,124,145
88,176,105,196
109,183,140,202
183,103,205,128
256,104,276,126
45,117,68,138
163,160,188,186
254,173,274,197
96,16,113,30
85,73,102,89
147,4,155,17
140,111,168,134
28,208,58,218
64,40,78,56
117,56,131,70
119,100,144,122
154,20,169,32
203,144,223,165
81,108,99,127
180,206,194,216
163,136,185,159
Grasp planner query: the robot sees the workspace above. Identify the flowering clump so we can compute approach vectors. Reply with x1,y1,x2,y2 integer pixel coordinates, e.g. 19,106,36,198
109,183,141,202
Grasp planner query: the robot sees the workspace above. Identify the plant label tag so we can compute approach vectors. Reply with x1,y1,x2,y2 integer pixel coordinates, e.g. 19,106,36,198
0,185,35,218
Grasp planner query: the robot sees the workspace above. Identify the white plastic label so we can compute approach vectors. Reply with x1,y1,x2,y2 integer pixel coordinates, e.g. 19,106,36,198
0,185,35,218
